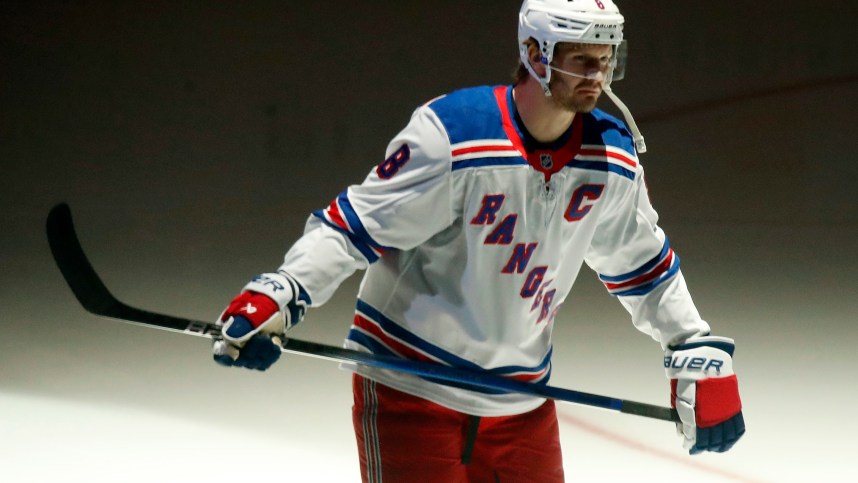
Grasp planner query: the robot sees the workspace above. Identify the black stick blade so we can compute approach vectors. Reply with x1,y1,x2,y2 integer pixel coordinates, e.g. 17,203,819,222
46,203,217,336
46,203,122,317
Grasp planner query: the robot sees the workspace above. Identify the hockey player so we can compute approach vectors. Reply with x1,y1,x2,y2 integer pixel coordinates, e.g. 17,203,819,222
212,0,745,480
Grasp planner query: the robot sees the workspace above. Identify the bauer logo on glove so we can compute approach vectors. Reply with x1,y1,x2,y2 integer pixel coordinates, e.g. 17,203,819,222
664,354,726,374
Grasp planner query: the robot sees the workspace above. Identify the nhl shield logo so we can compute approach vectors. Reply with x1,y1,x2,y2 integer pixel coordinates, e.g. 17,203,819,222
540,153,554,169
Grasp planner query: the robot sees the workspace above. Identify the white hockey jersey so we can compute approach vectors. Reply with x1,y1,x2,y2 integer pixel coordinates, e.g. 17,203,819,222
279,85,709,417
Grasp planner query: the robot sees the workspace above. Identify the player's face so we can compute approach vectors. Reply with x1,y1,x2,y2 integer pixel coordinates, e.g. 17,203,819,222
548,43,613,113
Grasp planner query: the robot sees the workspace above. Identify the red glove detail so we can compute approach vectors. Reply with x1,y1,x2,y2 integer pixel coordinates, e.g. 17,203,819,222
220,291,279,329
694,375,742,428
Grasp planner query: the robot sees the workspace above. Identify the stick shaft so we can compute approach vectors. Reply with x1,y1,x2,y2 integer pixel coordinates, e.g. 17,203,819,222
46,203,679,423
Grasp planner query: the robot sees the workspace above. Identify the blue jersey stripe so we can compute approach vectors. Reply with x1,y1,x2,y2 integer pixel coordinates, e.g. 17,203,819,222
312,210,380,263
610,255,681,296
451,155,635,181
353,299,553,378
566,160,636,180
346,328,511,395
599,239,672,283
336,192,391,251
451,156,527,171
355,299,483,371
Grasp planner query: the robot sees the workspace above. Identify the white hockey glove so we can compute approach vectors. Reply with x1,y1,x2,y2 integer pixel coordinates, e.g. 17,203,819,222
664,335,745,454
212,273,309,371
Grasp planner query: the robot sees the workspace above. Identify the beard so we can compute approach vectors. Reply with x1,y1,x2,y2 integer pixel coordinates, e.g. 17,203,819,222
548,78,601,113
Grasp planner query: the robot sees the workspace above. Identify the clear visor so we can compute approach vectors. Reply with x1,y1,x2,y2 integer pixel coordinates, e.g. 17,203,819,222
612,40,628,82
546,40,628,83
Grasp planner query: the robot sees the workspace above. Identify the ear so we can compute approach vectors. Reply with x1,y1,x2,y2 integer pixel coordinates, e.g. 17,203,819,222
526,41,547,77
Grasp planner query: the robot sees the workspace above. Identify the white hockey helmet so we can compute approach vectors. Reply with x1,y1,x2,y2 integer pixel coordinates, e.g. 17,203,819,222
519,0,625,89
518,0,646,152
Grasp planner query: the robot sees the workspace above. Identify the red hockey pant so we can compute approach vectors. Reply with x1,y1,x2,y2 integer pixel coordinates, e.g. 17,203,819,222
351,374,564,482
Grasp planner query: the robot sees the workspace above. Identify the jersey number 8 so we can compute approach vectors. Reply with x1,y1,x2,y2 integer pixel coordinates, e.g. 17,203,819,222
376,144,412,180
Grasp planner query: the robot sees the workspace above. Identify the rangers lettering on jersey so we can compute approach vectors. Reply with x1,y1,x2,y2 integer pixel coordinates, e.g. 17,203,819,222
472,194,506,225
485,214,518,244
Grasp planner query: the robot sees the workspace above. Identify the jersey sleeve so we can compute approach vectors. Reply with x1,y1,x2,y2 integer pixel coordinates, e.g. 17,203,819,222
585,166,711,348
277,106,455,306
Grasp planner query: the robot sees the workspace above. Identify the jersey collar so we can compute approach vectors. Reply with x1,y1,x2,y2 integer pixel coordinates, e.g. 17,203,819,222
494,85,583,181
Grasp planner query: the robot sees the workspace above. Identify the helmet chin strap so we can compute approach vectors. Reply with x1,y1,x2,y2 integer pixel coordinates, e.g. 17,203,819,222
602,86,646,153
543,64,646,154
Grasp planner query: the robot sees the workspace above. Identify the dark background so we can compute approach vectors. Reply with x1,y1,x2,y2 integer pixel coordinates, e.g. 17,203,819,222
2,1,856,481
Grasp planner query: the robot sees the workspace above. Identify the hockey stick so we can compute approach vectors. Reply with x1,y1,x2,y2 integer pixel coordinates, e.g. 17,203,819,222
46,203,679,423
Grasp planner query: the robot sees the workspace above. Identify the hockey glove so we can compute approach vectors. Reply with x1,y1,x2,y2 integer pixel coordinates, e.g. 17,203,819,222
212,273,309,371
664,335,745,454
